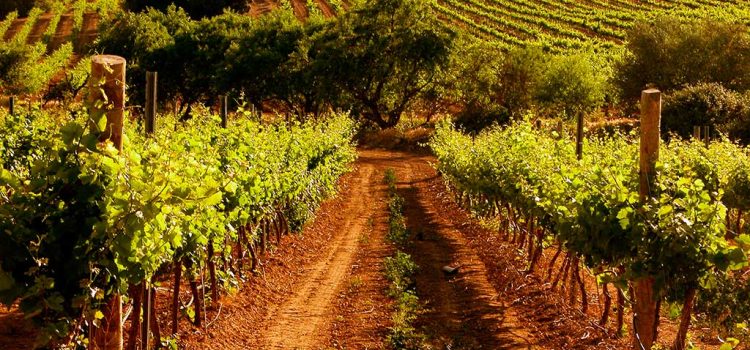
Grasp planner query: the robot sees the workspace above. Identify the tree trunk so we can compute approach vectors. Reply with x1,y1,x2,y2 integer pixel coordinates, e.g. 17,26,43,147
672,287,697,350
148,286,161,349
171,260,182,335
552,254,570,291
632,277,660,350
91,295,123,350
185,259,203,328
260,219,267,255
546,243,563,282
573,258,588,313
207,242,219,306
127,284,142,350
600,282,612,328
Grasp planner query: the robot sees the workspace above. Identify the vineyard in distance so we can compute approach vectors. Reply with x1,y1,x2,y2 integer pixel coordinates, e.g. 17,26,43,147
4,0,750,350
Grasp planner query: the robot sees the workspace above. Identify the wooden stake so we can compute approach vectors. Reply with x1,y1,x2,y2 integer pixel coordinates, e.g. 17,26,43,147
8,96,14,116
220,95,228,129
576,112,584,160
693,125,701,141
145,71,157,135
633,88,661,350
142,282,151,350
89,55,126,151
703,125,710,147
89,55,126,350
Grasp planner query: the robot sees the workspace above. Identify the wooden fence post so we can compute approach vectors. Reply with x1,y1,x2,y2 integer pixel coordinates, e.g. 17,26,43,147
88,55,125,350
633,88,661,350
89,55,126,152
693,125,701,141
8,96,15,116
220,95,228,129
576,112,584,160
703,125,710,147
145,71,157,135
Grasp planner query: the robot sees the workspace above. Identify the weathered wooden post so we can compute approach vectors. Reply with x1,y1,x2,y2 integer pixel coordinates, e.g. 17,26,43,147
693,125,701,141
633,88,661,350
89,55,126,152
703,125,710,147
8,96,15,116
576,112,584,160
220,95,228,129
89,55,125,350
145,71,157,135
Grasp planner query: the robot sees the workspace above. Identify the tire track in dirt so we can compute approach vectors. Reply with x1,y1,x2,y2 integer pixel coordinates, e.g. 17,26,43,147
396,152,538,349
260,163,376,349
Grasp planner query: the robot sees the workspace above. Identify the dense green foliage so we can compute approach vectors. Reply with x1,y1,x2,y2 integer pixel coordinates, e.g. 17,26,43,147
94,0,455,127
0,105,356,346
615,18,750,101
662,83,750,142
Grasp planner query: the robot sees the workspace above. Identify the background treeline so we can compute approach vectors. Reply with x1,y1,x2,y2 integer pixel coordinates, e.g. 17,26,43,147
94,0,453,129
91,1,750,143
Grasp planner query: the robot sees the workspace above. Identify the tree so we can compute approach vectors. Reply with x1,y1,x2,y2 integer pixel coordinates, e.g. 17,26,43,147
314,0,455,128
221,9,308,116
94,6,190,107
534,53,607,119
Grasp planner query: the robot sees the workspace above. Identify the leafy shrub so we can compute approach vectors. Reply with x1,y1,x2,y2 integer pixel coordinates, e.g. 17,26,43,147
454,104,510,134
616,17,750,101
535,53,608,119
95,6,198,109
440,39,542,131
499,46,547,115
662,83,750,140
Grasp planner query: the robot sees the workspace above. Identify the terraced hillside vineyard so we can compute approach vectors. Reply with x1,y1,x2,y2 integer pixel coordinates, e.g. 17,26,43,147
434,0,750,51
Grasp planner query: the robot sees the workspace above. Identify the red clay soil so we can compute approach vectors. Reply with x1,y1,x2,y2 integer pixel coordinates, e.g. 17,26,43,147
25,15,50,44
48,13,73,51
389,151,534,349
287,0,309,19
3,18,26,41
0,308,35,350
180,150,392,349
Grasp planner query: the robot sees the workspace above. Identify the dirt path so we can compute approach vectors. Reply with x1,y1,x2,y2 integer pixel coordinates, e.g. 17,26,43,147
391,153,535,349
260,164,375,348
258,149,535,349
